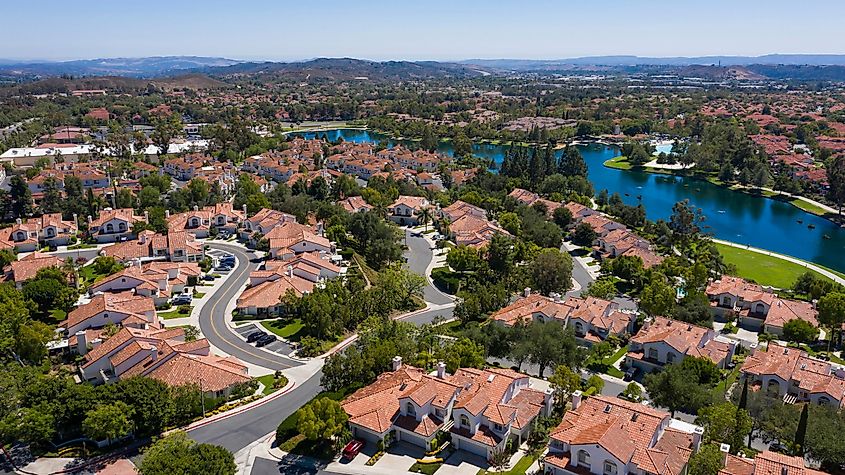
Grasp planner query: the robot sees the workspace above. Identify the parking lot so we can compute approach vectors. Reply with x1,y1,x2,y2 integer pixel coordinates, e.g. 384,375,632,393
233,322,297,358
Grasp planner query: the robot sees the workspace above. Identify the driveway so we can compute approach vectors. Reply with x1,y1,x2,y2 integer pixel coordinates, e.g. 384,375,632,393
233,322,296,357
403,229,454,306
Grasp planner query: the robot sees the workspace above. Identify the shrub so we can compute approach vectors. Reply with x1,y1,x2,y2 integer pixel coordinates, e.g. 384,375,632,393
431,266,461,294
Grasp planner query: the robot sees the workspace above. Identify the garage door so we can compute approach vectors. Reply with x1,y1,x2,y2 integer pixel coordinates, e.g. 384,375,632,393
398,430,427,449
458,438,489,457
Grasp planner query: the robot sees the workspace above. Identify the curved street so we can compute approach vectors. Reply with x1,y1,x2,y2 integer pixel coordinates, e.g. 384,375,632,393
200,242,302,371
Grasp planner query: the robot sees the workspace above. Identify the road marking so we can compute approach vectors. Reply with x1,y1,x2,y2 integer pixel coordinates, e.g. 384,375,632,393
203,244,296,369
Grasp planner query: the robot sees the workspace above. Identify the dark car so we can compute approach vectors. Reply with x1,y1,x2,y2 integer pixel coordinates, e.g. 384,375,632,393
202,274,215,281
246,331,267,343
256,334,277,347
341,439,364,461
623,367,638,381
769,440,789,454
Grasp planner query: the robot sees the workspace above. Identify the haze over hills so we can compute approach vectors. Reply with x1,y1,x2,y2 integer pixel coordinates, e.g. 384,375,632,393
3,55,845,84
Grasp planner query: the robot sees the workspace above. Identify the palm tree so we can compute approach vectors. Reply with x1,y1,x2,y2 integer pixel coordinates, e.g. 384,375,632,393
416,207,433,232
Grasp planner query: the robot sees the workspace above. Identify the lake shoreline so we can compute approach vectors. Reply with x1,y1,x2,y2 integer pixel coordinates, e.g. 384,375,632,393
602,155,842,225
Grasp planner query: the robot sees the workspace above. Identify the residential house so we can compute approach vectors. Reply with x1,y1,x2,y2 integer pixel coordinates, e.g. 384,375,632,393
4,252,65,288
236,271,314,316
337,196,373,214
542,393,702,475
490,293,636,344
88,208,146,243
167,203,245,237
102,230,204,263
507,188,560,215
90,261,200,306
78,326,250,397
0,214,77,251
240,208,298,240
719,449,829,475
449,214,509,249
388,196,430,226
740,342,845,407
342,357,552,460
706,276,819,336
63,292,157,336
440,200,487,222
265,222,332,260
625,316,736,371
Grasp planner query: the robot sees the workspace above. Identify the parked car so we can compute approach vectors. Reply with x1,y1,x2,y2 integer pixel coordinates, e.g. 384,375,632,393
769,440,789,454
202,274,215,281
256,334,277,347
341,439,364,461
215,265,232,272
172,293,193,305
246,331,267,343
623,367,639,381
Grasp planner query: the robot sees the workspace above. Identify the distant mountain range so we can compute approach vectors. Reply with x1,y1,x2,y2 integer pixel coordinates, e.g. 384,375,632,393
0,56,242,79
463,54,845,69
3,55,845,84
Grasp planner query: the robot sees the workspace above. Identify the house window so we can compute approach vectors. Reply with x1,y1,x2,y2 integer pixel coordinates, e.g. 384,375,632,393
603,461,618,475
648,348,658,360
819,396,831,406
190,218,199,227
406,402,416,417
106,223,114,233
721,296,731,306
118,222,126,232
460,414,469,428
755,303,765,314
15,231,25,241
666,352,675,364
577,450,590,468
575,322,584,336
494,423,502,431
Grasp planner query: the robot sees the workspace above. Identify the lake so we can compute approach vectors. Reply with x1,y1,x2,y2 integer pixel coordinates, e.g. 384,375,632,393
299,129,845,273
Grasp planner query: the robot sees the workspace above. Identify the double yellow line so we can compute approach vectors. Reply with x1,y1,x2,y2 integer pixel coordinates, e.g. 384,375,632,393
204,244,296,369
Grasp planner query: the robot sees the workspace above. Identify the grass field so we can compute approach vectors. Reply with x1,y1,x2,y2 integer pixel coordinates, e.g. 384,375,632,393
714,243,834,289
261,318,305,340
477,454,537,475
603,155,633,170
158,306,193,319
256,374,289,395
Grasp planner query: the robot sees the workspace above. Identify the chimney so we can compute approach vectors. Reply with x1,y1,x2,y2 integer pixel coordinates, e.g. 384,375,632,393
719,443,730,465
571,390,582,410
287,265,293,278
165,210,170,218
524,287,531,298
193,205,199,211
242,204,248,214
543,388,554,416
392,355,403,371
88,215,93,224
144,210,149,222
75,331,88,355
437,361,446,379
692,426,704,451
91,338,102,349
15,218,21,225
139,232,147,244
150,345,158,362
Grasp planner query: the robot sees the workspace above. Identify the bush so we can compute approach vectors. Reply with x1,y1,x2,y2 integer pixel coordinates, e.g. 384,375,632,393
187,275,199,286
431,266,461,294
177,305,192,314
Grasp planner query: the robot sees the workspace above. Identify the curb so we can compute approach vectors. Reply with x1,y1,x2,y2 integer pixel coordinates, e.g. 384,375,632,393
185,378,297,432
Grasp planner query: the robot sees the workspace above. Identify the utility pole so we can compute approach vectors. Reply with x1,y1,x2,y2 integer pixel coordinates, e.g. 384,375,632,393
200,377,206,418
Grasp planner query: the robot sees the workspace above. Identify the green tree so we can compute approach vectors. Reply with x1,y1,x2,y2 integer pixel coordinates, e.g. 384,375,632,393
439,338,484,373
585,374,605,394
696,402,752,454
529,248,573,296
498,211,521,236
82,402,134,444
687,444,725,475
114,377,174,435
139,431,235,475
782,318,819,344
639,279,676,316
552,206,573,228
620,382,643,402
827,155,845,216
446,245,481,273
548,365,581,409
557,146,588,177
40,177,63,214
818,293,845,349
572,222,597,246
644,357,719,416
9,175,33,218
62,175,87,221
296,397,349,441
452,131,472,158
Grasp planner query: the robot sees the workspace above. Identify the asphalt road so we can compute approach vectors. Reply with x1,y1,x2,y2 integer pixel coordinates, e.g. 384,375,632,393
200,242,301,371
403,230,454,306
190,369,323,453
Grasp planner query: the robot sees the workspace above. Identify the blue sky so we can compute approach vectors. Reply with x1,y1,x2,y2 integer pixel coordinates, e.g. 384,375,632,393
5,0,845,61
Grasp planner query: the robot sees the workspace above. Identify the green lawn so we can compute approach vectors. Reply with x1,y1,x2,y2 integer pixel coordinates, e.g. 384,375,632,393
788,198,830,216
256,374,289,395
603,155,633,170
79,265,109,284
261,318,305,340
193,291,206,298
410,461,443,474
714,243,835,289
158,306,193,319
477,454,537,475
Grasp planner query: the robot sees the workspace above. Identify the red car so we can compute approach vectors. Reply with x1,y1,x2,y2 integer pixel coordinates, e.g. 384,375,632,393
341,439,364,460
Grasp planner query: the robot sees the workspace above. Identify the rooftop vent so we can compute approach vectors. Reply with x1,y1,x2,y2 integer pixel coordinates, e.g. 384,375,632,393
631,413,639,422
604,404,612,414
487,374,495,383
